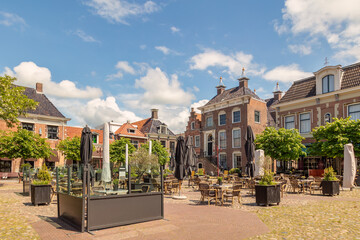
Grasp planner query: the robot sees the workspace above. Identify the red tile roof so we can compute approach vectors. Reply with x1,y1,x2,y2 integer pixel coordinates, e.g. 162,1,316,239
115,122,146,138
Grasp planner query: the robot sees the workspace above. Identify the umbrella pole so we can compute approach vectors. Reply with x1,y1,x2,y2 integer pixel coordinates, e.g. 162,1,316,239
178,180,182,196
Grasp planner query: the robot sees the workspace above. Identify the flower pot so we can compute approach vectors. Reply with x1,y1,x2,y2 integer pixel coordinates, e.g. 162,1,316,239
322,180,340,196
31,184,51,206
113,184,119,191
255,184,281,206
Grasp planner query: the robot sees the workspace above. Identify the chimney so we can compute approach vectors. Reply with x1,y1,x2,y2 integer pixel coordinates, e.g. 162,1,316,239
238,77,249,88
216,76,226,95
190,107,196,117
151,109,158,119
36,82,43,93
273,82,283,101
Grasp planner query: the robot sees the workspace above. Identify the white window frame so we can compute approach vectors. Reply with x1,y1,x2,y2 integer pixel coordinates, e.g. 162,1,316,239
218,111,226,126
232,108,241,123
348,103,360,121
219,153,227,169
254,110,260,123
219,130,226,149
195,135,200,148
92,133,99,144
322,75,334,94
324,113,331,124
160,125,167,134
191,121,195,130
206,116,213,127
299,112,311,133
232,128,241,148
284,115,295,129
232,152,241,168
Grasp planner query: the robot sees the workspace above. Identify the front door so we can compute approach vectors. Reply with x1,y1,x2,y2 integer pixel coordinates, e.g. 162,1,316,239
208,142,213,156
207,134,213,156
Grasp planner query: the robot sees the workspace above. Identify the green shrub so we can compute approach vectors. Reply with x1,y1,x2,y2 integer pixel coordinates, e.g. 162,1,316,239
259,170,276,186
34,164,52,185
217,177,223,183
112,178,119,185
229,168,240,174
20,163,32,170
96,169,102,173
323,167,339,181
197,169,204,176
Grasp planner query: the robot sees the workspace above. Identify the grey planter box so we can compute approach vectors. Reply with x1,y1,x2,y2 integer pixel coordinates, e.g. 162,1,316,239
322,181,340,196
31,184,51,206
255,184,281,206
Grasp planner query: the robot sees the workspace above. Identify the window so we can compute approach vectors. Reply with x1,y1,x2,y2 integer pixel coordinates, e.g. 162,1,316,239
92,134,98,143
0,160,12,172
254,111,260,123
219,154,227,169
127,129,135,134
300,113,311,133
232,129,241,148
160,140,166,148
189,136,193,145
131,140,139,149
219,113,226,126
170,141,175,153
233,153,241,168
349,104,360,121
206,116,213,127
198,162,203,169
24,161,34,168
285,116,295,129
47,126,58,139
233,110,241,123
195,135,200,148
322,75,334,93
324,113,331,124
160,126,167,134
219,131,226,149
45,161,55,171
22,123,34,131
191,122,195,130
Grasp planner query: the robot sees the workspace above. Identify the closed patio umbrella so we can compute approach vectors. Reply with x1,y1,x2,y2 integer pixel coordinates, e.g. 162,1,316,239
245,126,256,178
80,125,94,185
185,136,197,175
173,136,187,199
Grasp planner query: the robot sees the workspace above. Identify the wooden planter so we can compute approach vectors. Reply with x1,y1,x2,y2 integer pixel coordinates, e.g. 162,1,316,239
31,184,51,206
322,181,340,196
255,184,280,206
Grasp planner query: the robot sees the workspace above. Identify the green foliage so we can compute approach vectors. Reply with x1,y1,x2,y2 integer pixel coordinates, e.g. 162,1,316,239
217,176,223,182
57,137,81,162
258,170,276,186
110,138,136,164
20,163,32,170
309,117,360,158
323,167,339,181
0,128,53,160
141,141,169,165
229,168,241,174
34,164,52,185
112,178,119,185
130,148,159,181
96,169,102,173
255,127,306,161
0,75,38,128
197,168,204,176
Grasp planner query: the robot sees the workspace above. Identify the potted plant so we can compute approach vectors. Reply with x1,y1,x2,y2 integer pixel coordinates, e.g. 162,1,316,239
95,169,102,182
322,167,340,196
31,164,52,206
113,178,119,191
229,168,241,177
255,170,280,206
197,168,204,176
217,177,223,185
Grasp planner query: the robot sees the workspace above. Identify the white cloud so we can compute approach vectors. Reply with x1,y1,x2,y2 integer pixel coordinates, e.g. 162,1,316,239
134,67,194,106
277,0,360,61
189,48,265,77
106,61,138,80
84,0,160,25
140,44,147,50
0,11,26,27
170,26,180,33
288,44,312,55
2,61,102,99
73,29,99,43
155,46,181,56
263,64,313,83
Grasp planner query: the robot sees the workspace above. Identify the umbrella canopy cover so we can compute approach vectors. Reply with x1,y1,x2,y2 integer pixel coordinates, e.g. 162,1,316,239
80,126,93,165
245,126,256,177
174,136,186,180
185,136,197,174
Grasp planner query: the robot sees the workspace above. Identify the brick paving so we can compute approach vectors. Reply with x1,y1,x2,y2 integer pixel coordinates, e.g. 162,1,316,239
0,180,359,239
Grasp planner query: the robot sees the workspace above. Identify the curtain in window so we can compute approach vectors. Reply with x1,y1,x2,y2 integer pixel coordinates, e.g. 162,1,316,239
285,116,295,129
300,113,311,133
219,132,226,149
349,104,360,120
233,129,241,147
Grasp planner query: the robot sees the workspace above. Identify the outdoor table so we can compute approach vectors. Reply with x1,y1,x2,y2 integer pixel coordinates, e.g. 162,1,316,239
299,179,313,193
93,189,128,195
212,184,233,205
164,180,172,194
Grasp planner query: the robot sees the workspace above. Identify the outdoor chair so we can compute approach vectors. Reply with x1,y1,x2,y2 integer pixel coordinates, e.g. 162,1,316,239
309,180,322,194
141,185,150,193
223,184,242,205
198,183,219,205
290,179,302,193
247,179,255,195
151,178,161,192
171,180,179,194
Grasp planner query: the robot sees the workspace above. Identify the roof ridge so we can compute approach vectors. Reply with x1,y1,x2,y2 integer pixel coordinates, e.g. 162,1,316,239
342,61,360,70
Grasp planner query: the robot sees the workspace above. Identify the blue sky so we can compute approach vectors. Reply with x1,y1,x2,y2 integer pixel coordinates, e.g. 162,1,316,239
1,0,360,133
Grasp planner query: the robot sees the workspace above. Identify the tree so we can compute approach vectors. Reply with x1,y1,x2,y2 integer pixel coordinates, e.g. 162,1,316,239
57,137,81,162
255,127,306,162
0,128,53,161
309,117,360,158
109,138,136,164
141,140,169,165
130,148,158,181
0,75,38,127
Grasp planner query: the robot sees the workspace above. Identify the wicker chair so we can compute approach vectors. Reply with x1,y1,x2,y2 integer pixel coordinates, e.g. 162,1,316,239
223,185,242,205
309,180,322,194
198,183,219,205
290,179,302,193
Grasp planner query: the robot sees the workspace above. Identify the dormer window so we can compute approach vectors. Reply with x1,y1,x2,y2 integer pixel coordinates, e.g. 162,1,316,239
160,125,167,134
127,129,135,134
322,75,334,93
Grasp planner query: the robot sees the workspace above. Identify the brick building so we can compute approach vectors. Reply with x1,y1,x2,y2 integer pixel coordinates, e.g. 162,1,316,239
114,121,148,149
187,76,269,173
275,62,360,174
